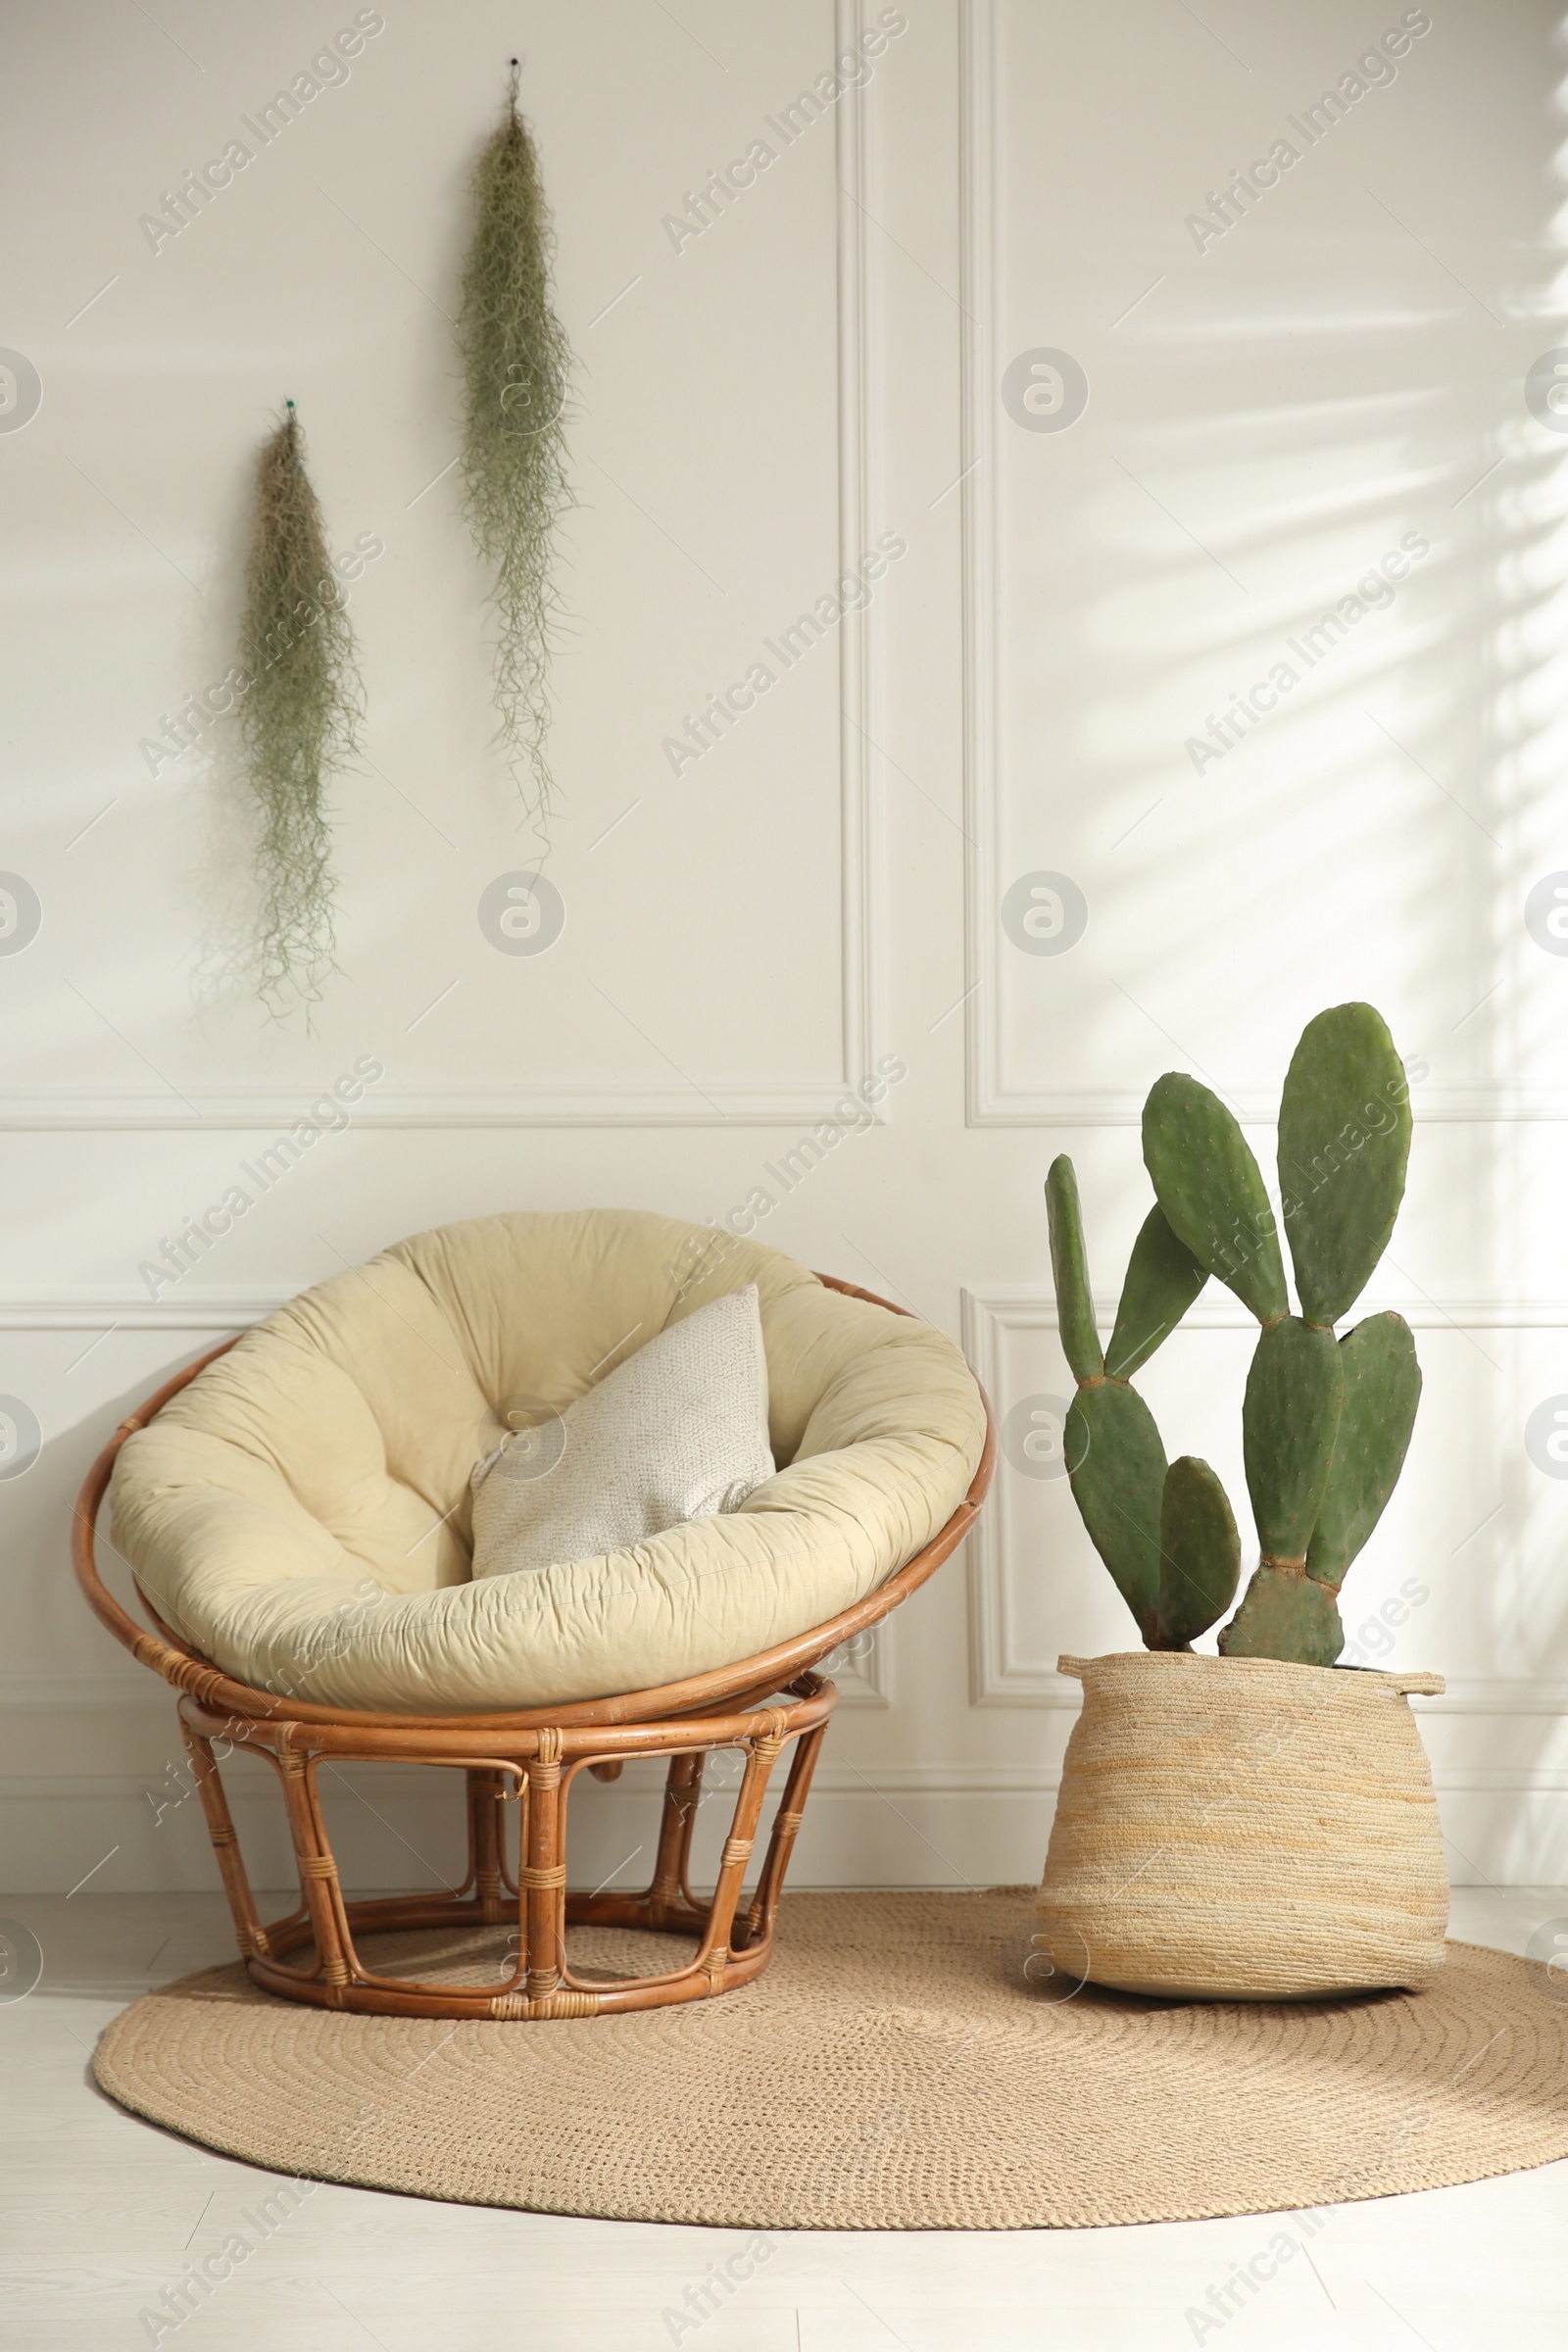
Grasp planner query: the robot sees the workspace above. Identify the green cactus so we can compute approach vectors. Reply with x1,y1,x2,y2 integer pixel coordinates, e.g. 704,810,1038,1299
1278,1004,1412,1327
1218,1563,1346,1667
1156,1456,1241,1649
1064,1380,1166,1646
1307,1311,1422,1591
1045,1156,1102,1384
1043,1005,1419,1668
1105,1206,1207,1381
1243,1315,1345,1565
1142,1074,1289,1326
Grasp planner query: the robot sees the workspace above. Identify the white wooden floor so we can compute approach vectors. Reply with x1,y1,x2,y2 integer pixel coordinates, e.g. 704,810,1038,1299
3,1889,1566,2352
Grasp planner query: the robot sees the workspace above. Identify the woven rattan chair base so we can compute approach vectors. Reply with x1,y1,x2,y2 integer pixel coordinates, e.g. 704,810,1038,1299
172,1679,836,2019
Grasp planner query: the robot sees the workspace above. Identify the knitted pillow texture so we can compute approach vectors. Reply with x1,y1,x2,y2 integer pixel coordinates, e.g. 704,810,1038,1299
469,1285,774,1578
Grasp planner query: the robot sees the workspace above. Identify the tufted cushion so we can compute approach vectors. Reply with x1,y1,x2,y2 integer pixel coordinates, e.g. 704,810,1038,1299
108,1210,988,1714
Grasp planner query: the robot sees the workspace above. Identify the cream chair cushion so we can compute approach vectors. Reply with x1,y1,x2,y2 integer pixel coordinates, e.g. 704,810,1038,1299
108,1210,988,1715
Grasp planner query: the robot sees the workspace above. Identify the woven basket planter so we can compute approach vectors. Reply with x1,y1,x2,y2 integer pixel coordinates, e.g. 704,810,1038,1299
1037,1650,1449,2001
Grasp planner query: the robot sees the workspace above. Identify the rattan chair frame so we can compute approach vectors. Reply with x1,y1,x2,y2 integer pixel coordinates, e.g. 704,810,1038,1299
74,1275,996,2019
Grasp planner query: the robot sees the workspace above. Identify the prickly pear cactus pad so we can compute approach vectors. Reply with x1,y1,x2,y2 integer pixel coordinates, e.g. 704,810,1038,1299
1142,1075,1288,1325
1156,1456,1241,1649
1045,1156,1102,1385
1308,1312,1422,1591
1105,1206,1207,1381
1278,1004,1412,1328
1064,1381,1166,1646
1044,1004,1421,1670
1243,1316,1345,1565
1219,1564,1346,1666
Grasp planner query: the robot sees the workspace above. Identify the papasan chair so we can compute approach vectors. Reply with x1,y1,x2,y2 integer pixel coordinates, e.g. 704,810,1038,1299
76,1210,994,2020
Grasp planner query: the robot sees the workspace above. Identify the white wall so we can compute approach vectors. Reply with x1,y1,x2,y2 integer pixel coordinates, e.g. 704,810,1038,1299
4,0,1567,1897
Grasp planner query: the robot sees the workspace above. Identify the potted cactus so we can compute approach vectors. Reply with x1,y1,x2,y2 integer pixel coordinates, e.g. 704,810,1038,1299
1035,1004,1449,2001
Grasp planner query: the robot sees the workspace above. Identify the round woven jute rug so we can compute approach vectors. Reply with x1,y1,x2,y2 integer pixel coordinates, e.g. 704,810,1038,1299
94,1890,1568,2230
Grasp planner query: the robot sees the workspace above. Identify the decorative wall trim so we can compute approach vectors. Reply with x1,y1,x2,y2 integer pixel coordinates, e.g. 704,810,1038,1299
11,1657,1554,1720
0,1642,891,1720
11,1285,1568,1337
965,1090,1568,1130
0,1678,175,1712
812,1611,893,1708
0,1084,891,1132
5,1760,1565,1805
835,0,883,1106
961,1283,1568,1709
2,1760,1559,1897
955,0,1567,1130
958,0,999,1133
8,0,880,1138
963,1285,1568,1335
960,1281,1111,1706
1418,1683,1568,1716
0,1294,284,1331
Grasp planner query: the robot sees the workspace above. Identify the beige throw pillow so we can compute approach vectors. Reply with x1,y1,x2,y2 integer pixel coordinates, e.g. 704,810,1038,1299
469,1285,774,1578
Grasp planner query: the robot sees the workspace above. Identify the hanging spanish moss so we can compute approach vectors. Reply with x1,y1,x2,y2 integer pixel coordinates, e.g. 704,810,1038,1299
456,62,573,839
237,404,363,1017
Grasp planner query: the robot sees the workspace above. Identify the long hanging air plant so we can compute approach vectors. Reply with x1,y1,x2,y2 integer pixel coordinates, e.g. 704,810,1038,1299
456,62,573,840
237,404,363,1017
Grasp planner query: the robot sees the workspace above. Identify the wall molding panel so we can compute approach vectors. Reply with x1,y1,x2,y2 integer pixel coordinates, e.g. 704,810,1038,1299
5,0,882,1138
955,0,1568,1131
